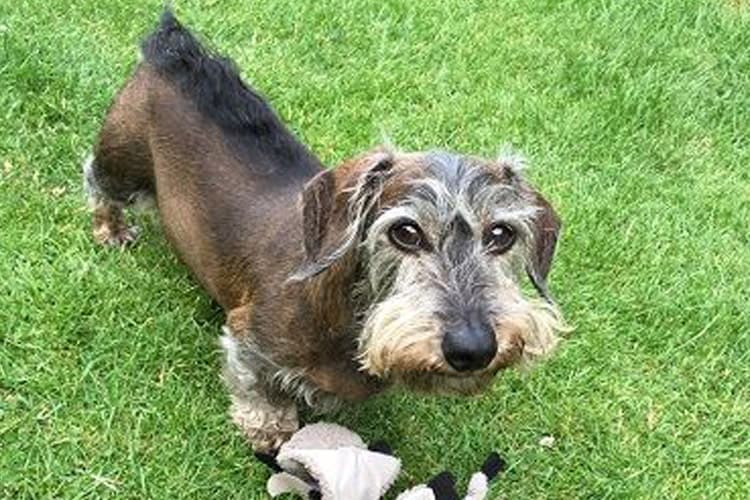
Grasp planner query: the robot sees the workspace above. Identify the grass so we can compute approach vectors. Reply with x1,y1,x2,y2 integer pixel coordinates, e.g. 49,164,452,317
1,0,749,498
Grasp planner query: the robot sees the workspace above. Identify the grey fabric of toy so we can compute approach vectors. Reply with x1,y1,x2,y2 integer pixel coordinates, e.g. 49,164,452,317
266,423,400,500
261,422,503,500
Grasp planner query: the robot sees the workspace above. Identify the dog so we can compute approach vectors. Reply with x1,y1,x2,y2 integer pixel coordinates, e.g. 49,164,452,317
84,11,567,452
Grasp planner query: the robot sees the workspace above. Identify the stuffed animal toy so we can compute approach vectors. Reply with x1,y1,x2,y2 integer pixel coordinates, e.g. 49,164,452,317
255,422,504,500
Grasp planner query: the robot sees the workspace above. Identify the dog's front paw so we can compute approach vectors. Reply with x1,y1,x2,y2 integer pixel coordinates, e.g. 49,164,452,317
230,396,299,453
246,426,297,454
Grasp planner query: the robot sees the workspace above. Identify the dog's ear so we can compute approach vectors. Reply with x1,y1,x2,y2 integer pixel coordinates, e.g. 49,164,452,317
291,151,394,281
496,152,561,302
526,190,561,302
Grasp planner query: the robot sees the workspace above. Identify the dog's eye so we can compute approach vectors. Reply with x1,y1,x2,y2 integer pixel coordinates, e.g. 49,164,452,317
388,221,424,253
484,223,516,255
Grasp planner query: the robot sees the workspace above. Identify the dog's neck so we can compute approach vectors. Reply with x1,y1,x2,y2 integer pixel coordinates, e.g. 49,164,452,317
296,253,385,400
299,251,364,335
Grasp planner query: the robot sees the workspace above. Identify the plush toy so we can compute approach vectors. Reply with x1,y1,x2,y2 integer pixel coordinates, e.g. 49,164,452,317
255,422,504,500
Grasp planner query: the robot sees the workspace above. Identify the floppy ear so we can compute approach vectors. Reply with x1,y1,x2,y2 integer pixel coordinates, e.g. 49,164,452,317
496,151,561,302
291,151,394,281
526,190,561,302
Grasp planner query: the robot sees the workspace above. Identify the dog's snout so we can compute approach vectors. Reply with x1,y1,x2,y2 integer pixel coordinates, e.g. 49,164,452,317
442,323,497,372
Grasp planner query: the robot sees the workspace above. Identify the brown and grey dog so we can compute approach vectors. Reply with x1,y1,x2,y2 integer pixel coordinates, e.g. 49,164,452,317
84,12,567,452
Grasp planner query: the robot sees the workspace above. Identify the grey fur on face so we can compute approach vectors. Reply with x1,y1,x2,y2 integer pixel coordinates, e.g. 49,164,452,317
354,150,565,392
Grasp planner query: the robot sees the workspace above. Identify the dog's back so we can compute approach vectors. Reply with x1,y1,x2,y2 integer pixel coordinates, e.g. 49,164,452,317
86,11,323,307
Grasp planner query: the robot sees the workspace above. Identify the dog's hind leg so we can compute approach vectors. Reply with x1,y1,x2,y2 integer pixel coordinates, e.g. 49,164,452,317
84,155,145,247
85,67,155,248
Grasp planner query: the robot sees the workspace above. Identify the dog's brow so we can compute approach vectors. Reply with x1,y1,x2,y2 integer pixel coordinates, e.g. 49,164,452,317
369,206,419,235
491,206,540,221
489,206,540,241
470,180,518,204
462,170,500,200
407,178,452,203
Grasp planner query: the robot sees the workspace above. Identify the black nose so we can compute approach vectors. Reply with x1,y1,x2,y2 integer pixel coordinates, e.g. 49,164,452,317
441,323,497,372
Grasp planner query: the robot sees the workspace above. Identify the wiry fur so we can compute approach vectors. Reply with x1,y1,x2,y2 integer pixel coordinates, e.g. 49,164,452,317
141,10,319,173
352,151,567,393
86,11,567,452
221,329,342,413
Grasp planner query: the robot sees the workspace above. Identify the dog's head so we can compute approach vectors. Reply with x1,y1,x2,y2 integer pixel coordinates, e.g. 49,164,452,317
293,147,566,394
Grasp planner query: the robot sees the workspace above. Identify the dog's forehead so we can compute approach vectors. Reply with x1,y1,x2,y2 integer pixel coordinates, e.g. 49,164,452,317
423,151,496,189
382,151,528,224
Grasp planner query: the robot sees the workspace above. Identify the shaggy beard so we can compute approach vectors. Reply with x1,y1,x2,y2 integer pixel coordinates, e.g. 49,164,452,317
357,288,568,392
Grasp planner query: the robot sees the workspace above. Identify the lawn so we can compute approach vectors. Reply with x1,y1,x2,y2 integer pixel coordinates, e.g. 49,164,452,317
1,0,749,498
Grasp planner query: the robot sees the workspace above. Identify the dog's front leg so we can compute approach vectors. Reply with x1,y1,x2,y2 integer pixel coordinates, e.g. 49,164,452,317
220,328,299,452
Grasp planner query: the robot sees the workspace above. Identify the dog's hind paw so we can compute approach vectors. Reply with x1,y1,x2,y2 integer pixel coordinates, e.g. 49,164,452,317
94,223,140,248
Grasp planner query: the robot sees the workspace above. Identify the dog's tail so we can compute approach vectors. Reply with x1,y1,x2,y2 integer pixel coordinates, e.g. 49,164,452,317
139,8,252,132
139,9,323,174
140,9,211,85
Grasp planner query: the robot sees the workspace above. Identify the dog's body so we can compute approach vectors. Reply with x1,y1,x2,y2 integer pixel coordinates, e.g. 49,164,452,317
85,12,566,451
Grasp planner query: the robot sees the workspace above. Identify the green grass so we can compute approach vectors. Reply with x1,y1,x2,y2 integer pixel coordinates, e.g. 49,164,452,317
1,0,749,498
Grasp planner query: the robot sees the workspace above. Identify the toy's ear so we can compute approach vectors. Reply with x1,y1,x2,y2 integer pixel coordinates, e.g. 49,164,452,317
291,150,395,281
426,471,459,500
368,440,394,456
254,451,283,473
481,452,505,481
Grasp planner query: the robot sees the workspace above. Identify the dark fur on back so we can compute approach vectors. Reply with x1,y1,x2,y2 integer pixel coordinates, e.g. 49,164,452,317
141,10,322,176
